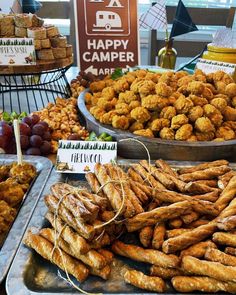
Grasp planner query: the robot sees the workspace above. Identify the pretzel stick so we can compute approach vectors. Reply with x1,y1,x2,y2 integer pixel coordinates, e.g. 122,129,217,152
44,195,95,240
155,159,178,177
192,190,220,202
40,228,107,270
179,165,230,182
152,223,165,250
94,163,123,212
112,240,179,268
127,167,145,183
129,180,149,204
169,218,183,229
97,249,114,265
166,228,192,239
215,176,236,212
180,240,217,258
194,179,218,187
124,269,166,293
172,276,236,293
45,212,90,254
181,211,199,224
24,231,89,283
85,172,107,201
139,226,153,248
186,219,210,228
218,170,236,190
126,201,190,232
225,247,236,257
178,160,229,174
184,182,218,194
150,265,185,279
181,255,236,282
89,265,111,280
217,215,236,231
205,247,236,266
213,232,236,247
153,189,218,216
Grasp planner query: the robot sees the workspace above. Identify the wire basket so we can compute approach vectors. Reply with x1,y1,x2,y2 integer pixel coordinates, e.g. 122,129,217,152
0,65,72,114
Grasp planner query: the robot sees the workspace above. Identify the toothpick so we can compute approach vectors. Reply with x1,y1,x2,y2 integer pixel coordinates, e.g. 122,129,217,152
13,119,23,165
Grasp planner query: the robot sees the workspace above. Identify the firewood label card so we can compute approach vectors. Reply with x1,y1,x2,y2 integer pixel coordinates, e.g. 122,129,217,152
56,140,117,173
75,0,140,75
0,38,36,65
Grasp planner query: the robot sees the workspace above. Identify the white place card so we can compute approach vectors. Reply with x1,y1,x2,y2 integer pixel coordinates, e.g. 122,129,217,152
196,58,236,78
0,38,36,65
56,140,117,174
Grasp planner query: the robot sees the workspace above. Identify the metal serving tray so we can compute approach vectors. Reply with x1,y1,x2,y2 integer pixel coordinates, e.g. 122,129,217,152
0,155,52,283
6,160,236,295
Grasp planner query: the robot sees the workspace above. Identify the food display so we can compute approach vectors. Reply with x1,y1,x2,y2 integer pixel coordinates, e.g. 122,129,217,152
0,13,73,62
0,162,37,246
22,158,236,293
33,97,89,153
85,69,236,141
0,113,53,156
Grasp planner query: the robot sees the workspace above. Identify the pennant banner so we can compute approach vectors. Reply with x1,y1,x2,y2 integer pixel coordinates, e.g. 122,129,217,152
139,1,167,30
170,0,198,38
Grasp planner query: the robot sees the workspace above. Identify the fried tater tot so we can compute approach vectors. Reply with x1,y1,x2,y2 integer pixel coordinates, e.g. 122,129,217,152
187,81,205,95
171,114,189,130
130,107,151,123
174,96,194,114
216,127,235,140
112,115,129,130
150,118,170,132
155,82,172,97
159,127,175,140
133,128,154,138
188,106,204,122
160,106,177,120
129,122,144,132
188,94,208,106
210,97,228,112
224,106,236,121
115,103,130,115
142,95,169,111
100,111,117,125
195,117,215,133
225,83,236,98
118,90,138,104
175,124,193,141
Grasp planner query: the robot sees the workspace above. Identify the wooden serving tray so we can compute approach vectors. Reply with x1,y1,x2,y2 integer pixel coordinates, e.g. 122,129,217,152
78,90,236,162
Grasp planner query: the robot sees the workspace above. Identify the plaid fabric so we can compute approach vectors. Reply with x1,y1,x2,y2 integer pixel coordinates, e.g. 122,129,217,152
170,0,198,38
139,1,167,30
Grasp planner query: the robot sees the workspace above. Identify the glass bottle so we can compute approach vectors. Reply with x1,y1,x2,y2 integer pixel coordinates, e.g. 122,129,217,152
157,38,177,70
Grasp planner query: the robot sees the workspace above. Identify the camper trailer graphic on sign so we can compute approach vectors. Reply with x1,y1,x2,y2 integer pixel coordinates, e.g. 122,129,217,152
85,0,130,36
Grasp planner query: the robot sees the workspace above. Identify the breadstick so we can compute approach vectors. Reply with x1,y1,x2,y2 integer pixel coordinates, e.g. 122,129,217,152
132,163,165,189
112,240,179,268
150,265,185,279
185,181,218,194
129,180,149,204
205,247,236,266
90,232,111,249
179,165,230,182
181,255,236,282
147,201,160,211
218,170,236,190
44,194,95,240
225,247,236,257
80,190,108,212
178,160,229,174
152,223,165,250
187,218,210,228
40,228,107,270
217,215,236,231
124,269,166,292
97,249,114,265
45,212,90,254
181,211,199,224
169,218,183,228
193,190,220,202
162,222,217,253
24,231,89,282
194,179,218,188
215,176,236,212
140,160,175,190
133,181,153,197
126,201,190,232
172,276,236,293
166,228,192,239
90,265,111,280
139,226,153,248
180,240,217,258
155,159,178,177
153,189,218,216
127,167,144,183
94,163,123,212
213,232,236,247
85,172,107,200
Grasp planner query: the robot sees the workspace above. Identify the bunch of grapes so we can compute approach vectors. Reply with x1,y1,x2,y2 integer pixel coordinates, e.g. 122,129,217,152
0,114,52,156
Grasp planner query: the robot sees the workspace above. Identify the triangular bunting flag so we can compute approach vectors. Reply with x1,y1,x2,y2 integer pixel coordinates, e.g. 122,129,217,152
139,1,167,30
170,0,198,38
21,0,41,13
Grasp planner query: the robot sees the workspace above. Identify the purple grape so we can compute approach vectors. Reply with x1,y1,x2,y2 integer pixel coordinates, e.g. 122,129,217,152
67,134,80,140
40,141,51,155
30,114,40,125
0,121,13,137
37,121,49,132
32,124,44,136
30,135,43,147
20,135,29,149
19,122,31,136
21,116,32,127
26,147,41,155
0,135,9,149
43,131,51,141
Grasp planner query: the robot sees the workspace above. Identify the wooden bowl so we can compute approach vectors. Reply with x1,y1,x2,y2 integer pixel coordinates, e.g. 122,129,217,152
78,90,236,161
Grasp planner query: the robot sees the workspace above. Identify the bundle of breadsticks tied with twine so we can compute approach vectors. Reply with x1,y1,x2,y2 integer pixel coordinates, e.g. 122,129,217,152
24,139,236,294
